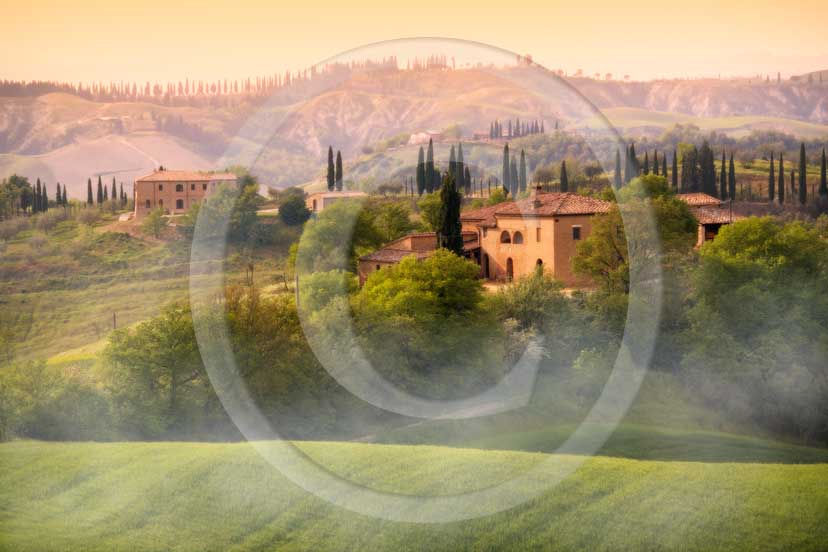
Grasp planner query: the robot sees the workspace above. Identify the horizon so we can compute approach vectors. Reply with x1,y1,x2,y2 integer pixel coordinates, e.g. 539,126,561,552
2,0,827,83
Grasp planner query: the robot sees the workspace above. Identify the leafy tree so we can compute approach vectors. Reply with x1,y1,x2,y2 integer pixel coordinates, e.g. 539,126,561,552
279,195,311,226
457,143,465,192
141,207,168,238
464,166,472,195
699,141,716,196
799,143,807,205
335,150,343,191
560,160,569,192
417,191,442,232
416,146,426,195
437,172,463,255
327,146,335,191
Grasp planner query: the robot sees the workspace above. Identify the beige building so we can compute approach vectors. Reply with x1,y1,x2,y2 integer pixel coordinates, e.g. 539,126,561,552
133,169,237,219
305,191,368,214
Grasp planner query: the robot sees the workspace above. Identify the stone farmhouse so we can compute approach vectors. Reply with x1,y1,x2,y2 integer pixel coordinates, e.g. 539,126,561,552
305,191,368,215
133,168,237,219
676,193,743,246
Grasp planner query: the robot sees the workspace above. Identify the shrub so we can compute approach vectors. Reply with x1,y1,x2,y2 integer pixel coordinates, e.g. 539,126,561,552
279,195,311,226
0,217,30,241
75,208,100,225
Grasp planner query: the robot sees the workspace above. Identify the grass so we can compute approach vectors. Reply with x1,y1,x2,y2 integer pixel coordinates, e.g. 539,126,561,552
1,439,827,551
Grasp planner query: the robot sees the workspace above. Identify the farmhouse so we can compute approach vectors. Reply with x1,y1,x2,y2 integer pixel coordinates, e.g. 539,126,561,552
305,191,368,214
676,193,742,246
133,168,237,219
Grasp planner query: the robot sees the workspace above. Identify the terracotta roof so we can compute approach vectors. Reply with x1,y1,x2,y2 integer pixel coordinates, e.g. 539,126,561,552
136,170,237,182
460,204,501,227
693,205,743,225
494,192,612,217
678,193,721,207
359,231,479,263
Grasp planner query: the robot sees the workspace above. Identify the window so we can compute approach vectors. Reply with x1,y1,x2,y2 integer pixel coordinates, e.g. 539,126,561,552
499,231,511,244
191,184,195,191
513,231,524,244
536,227,541,241
572,226,582,240
202,183,208,191
176,199,184,209
375,265,380,271
158,199,163,207
176,184,184,192
145,199,151,208
158,184,163,191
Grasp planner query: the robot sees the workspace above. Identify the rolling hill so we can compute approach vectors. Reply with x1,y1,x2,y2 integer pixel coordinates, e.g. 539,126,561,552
1,438,827,551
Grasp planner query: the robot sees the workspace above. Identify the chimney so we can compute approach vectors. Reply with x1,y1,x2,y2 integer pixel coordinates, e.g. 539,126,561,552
532,184,542,208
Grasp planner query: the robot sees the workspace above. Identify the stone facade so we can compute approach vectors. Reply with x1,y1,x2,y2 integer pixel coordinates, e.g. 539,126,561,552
305,191,368,214
133,169,237,219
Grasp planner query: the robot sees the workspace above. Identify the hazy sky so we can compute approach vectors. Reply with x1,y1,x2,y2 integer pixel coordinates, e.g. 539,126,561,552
2,0,826,83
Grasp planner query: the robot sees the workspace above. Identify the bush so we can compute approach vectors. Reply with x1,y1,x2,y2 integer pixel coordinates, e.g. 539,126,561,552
141,208,168,238
279,195,311,226
35,209,69,234
0,217,30,241
75,208,100,225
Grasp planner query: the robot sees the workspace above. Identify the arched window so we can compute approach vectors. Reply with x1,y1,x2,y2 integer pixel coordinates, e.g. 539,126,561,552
499,231,511,244
513,231,524,244
536,258,543,266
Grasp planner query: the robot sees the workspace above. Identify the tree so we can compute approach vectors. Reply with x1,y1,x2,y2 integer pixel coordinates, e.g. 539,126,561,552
426,139,435,193
778,153,785,204
335,150,343,191
97,176,104,205
55,183,61,206
41,184,48,212
519,149,527,193
614,149,622,189
643,151,650,175
510,157,519,197
502,143,510,195
103,184,108,202
820,148,827,201
663,153,668,181
653,151,659,176
769,153,775,202
437,172,463,255
799,143,807,205
416,146,426,195
699,141,716,196
417,192,442,232
63,185,68,206
728,153,736,201
34,179,41,213
111,177,117,204
464,166,472,195
672,150,678,190
560,160,569,192
141,207,168,238
457,143,466,192
279,195,311,226
720,151,728,199
448,145,457,182
120,183,125,206
327,146,335,191
87,178,93,205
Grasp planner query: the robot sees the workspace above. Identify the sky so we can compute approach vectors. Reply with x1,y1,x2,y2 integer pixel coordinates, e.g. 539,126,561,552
2,0,827,84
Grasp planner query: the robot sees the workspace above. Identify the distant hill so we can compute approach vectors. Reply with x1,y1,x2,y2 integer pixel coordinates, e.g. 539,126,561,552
2,68,827,192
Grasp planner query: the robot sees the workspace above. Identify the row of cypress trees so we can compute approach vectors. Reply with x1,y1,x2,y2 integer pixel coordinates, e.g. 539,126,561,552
86,176,128,206
489,119,545,139
766,144,827,205
500,144,528,197
326,146,343,191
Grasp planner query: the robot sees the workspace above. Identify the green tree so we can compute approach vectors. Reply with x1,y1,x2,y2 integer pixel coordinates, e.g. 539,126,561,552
728,153,736,200
279,195,311,226
97,176,103,205
426,139,435,193
416,146,426,195
820,148,827,201
519,149,527,193
653,150,659,176
55,183,61,206
778,153,785,204
87,178,93,205
720,151,727,199
335,150,343,191
34,179,41,213
510,157,519,197
141,207,168,238
41,184,48,212
614,149,622,189
417,191,442,232
457,143,466,192
560,160,569,192
437,171,463,255
643,151,650,175
671,149,678,190
663,152,668,181
111,177,117,204
799,143,807,205
502,143,510,195
769,153,775,202
327,146,335,191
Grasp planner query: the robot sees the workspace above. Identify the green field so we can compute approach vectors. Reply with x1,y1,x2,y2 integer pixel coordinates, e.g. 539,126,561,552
1,438,827,551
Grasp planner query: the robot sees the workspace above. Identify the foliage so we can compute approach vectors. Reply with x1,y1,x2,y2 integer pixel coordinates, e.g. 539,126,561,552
416,192,442,231
141,207,168,238
278,194,311,226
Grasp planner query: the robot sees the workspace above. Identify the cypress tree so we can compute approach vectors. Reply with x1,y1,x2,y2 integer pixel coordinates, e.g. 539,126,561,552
699,141,716,196
416,146,426,195
56,183,62,206
643,151,650,175
448,145,456,181
778,153,785,204
653,151,659,175
624,145,632,183
819,148,827,200
629,143,639,177
111,177,117,203
799,143,807,205
728,153,736,200
502,143,510,195
97,176,103,204
720,151,727,199
34,178,42,213
510,156,519,197
103,184,108,201
63,185,68,206
120,183,125,206
426,139,435,193
42,185,48,211
768,153,775,201
327,146,335,191
540,121,545,134
457,143,466,192
560,160,569,192
672,150,678,190
508,120,512,138
335,150,343,191
87,178,93,205
519,149,527,193
662,153,668,180
464,166,472,195
437,171,463,255
614,149,622,189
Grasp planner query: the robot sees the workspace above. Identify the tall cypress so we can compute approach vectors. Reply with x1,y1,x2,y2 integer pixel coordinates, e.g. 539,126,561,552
560,160,569,192
97,176,103,204
663,153,668,180
103,184,108,201
335,150,343,191
56,183,62,206
34,178,42,213
111,177,117,202
778,153,785,204
87,178,93,205
63,185,68,206
728,153,736,200
510,156,519,197
416,146,426,195
437,171,463,255
448,145,456,182
42,184,48,211
699,141,716,196
327,146,335,191
819,148,827,200
720,151,728,199
120,183,125,206
457,143,466,193
519,149,527,193
643,151,650,175
628,143,639,180
502,143,510,195
426,139,435,193
614,149,622,189
464,166,472,195
653,151,659,175
768,153,775,202
799,143,807,205
664,149,678,192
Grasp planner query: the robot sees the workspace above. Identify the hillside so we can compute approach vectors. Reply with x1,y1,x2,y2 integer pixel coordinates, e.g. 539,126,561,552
1,439,827,551
2,68,827,192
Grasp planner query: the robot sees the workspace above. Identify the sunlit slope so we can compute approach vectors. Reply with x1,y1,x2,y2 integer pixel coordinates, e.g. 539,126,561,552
1,440,827,551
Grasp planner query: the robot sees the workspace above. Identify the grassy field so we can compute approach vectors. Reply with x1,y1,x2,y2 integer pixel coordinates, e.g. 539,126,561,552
1,438,827,551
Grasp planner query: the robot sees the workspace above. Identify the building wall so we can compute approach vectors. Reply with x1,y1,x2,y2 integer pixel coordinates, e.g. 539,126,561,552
358,258,399,285
476,214,595,287
134,179,234,219
306,193,367,214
